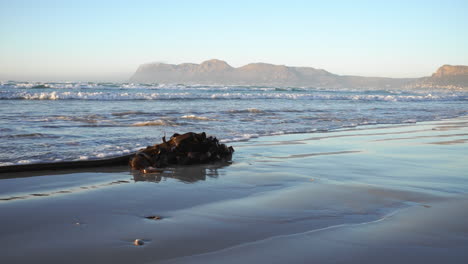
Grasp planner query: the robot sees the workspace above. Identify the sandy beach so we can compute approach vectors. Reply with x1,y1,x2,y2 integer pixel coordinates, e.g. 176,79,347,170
1,116,467,263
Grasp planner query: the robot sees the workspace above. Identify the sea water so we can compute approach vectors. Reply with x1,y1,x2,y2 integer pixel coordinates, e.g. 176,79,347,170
0,81,467,166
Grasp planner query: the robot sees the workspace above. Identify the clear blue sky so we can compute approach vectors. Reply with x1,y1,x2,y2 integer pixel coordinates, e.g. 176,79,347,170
0,0,467,81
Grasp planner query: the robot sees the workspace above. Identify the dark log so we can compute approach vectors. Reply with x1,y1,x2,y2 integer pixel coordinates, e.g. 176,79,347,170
0,153,134,174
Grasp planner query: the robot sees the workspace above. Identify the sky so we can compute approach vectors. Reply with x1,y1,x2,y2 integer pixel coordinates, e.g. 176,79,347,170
0,0,467,81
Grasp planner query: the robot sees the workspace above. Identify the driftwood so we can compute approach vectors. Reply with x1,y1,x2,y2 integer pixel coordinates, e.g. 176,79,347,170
129,132,234,173
0,154,133,175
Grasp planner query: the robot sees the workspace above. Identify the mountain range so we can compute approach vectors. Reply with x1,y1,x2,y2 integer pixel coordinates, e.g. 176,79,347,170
130,59,468,89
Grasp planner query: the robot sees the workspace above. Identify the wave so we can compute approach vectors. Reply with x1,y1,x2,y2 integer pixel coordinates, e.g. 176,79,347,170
0,133,58,139
51,115,104,123
229,108,265,114
31,84,51,89
111,111,150,116
131,120,177,127
0,82,165,90
1,91,466,101
1,82,307,91
181,115,217,121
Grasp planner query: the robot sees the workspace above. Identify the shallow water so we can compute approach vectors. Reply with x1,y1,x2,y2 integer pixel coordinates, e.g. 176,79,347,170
1,81,467,165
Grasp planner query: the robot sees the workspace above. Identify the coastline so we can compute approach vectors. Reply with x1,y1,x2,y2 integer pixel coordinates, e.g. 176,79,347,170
0,116,467,263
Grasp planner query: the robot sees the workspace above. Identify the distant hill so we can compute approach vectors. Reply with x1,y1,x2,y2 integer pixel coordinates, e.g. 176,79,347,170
131,59,468,89
408,65,468,89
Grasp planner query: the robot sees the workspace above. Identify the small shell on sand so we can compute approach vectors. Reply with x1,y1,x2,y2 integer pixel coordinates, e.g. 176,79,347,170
145,215,162,220
134,239,144,246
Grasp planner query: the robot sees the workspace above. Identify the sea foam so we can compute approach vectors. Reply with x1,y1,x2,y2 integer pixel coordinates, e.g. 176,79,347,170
1,90,465,101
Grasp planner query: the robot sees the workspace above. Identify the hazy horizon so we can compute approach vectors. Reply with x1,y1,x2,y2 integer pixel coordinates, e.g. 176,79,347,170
1,0,467,82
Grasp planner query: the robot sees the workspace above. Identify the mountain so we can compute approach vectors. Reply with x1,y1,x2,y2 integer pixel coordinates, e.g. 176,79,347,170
131,60,468,89
408,65,468,89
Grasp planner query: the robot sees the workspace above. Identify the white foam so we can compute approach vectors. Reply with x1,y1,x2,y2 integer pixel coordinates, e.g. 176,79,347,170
17,159,42,164
221,133,261,143
131,120,177,127
1,90,465,101
86,147,141,160
181,115,216,121
247,108,264,113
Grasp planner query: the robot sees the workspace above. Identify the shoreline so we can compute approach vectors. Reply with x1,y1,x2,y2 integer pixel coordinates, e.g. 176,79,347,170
0,116,467,263
1,114,467,175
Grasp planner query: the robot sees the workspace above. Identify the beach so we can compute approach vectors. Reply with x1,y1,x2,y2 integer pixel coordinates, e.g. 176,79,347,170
1,116,467,263
2,1,468,263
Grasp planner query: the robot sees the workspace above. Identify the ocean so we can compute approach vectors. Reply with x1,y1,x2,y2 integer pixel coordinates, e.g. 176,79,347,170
1,81,467,166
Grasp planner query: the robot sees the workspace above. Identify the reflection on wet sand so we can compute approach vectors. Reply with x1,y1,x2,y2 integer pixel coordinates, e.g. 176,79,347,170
372,133,468,142
132,162,231,183
429,139,468,145
238,129,442,148
237,119,468,151
267,150,361,160
0,162,232,202
0,180,130,201
0,165,130,180
302,128,434,141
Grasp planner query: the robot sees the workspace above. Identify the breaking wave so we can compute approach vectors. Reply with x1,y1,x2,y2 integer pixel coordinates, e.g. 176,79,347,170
229,108,265,113
131,120,177,127
181,115,217,121
1,90,466,101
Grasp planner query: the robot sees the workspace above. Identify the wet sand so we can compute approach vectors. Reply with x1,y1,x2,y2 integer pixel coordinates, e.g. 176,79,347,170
0,117,467,263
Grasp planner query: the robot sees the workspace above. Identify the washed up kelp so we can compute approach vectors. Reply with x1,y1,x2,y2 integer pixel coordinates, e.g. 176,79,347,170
129,132,234,173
